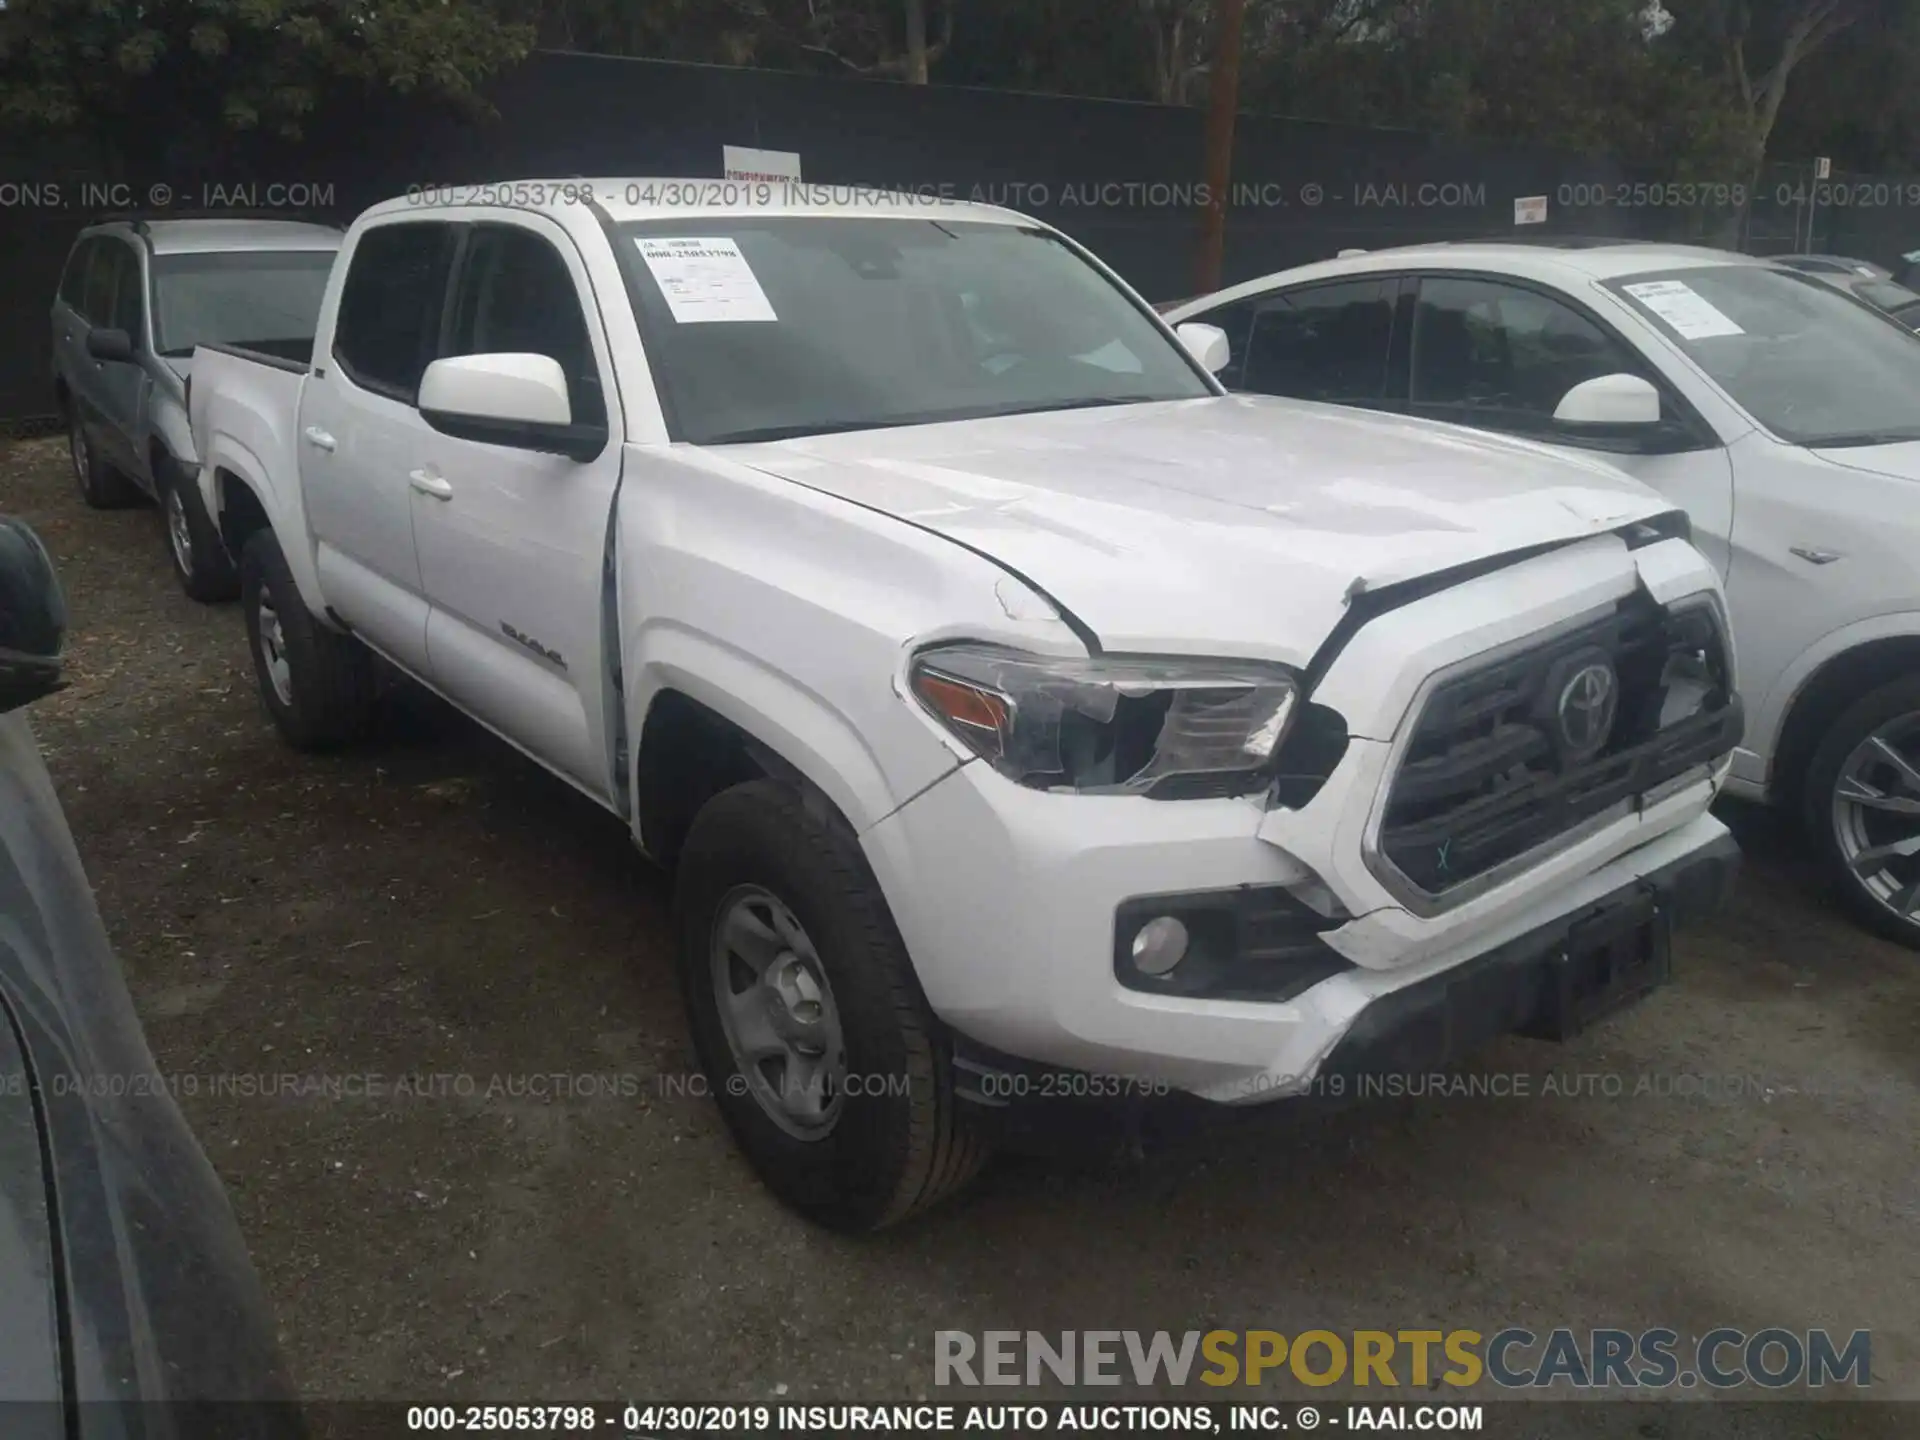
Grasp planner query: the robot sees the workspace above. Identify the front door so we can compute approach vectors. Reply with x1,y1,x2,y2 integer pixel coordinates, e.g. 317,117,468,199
96,239,152,482
1402,274,1737,573
409,218,625,801
69,240,143,468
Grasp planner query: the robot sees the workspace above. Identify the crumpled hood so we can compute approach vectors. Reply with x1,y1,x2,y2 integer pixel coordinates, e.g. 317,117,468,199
722,394,1672,666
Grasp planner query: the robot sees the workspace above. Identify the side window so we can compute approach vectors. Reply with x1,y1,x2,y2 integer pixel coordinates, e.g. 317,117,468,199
112,244,144,338
443,225,605,426
59,239,95,311
79,240,121,326
1242,280,1394,405
1409,276,1650,434
1183,298,1255,387
333,222,456,400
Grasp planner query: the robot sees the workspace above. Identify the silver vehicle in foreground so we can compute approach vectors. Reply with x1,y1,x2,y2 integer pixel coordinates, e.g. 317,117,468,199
50,215,340,600
1,517,302,1436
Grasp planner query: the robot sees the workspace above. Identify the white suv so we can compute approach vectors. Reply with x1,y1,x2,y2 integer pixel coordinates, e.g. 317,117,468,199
1171,241,1920,947
188,188,1740,1225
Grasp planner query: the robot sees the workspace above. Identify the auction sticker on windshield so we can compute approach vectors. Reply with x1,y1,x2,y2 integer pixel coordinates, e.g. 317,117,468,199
636,237,778,323
1622,279,1744,339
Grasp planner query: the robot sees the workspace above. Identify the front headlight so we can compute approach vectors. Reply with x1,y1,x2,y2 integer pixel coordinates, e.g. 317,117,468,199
909,643,1299,797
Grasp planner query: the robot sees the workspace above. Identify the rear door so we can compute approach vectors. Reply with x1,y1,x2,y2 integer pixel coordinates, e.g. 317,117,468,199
1188,278,1400,411
51,237,94,410
297,220,458,676
409,217,624,800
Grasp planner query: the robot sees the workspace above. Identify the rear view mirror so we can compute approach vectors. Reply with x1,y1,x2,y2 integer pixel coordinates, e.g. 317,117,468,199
1174,322,1232,374
1554,373,1661,427
418,353,606,461
0,518,68,715
86,327,137,364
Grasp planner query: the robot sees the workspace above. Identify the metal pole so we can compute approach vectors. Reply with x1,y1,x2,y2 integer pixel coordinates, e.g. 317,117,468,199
1195,0,1249,296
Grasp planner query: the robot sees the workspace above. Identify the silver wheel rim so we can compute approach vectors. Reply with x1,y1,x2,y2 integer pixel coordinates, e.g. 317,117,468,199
256,594,294,708
166,486,194,573
70,419,89,490
710,884,847,1140
1832,711,1920,926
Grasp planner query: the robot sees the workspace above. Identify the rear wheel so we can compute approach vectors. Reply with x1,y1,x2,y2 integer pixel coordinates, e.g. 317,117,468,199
159,455,238,602
68,411,140,510
239,530,375,751
674,780,987,1230
1805,676,1920,949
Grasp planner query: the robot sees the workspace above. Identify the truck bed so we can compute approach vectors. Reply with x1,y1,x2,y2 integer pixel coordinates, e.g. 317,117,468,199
187,343,315,607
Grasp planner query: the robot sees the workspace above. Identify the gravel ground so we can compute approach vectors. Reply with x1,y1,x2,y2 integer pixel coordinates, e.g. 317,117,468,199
6,434,1918,1432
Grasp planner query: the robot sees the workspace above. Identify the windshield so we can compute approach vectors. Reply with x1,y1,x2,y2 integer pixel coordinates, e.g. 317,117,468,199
1609,265,1920,447
1856,278,1920,313
150,250,336,357
616,217,1212,444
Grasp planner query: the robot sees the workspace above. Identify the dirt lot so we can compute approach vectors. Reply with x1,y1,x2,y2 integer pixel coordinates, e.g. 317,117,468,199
7,434,1919,1424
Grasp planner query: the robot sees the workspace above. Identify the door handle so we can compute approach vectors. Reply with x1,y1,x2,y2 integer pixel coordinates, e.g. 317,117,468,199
1789,546,1842,566
303,426,336,453
409,468,453,500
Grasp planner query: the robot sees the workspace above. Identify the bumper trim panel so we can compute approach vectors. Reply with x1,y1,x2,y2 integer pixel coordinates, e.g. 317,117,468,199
1320,829,1738,1083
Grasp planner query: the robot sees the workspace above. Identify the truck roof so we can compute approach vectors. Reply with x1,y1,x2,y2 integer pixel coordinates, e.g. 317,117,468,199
362,178,1029,229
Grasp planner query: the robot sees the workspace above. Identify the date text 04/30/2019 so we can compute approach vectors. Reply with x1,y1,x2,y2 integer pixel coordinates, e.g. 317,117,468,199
406,1403,1484,1434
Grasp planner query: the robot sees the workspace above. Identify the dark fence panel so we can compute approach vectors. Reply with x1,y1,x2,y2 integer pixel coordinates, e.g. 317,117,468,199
0,51,1909,425
395,54,1649,301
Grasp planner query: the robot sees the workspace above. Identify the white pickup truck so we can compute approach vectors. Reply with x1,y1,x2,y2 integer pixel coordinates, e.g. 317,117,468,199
189,181,1742,1229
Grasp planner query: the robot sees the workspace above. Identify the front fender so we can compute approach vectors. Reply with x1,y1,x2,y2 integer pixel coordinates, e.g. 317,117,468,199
626,626,951,841
147,390,195,472
1742,608,1920,791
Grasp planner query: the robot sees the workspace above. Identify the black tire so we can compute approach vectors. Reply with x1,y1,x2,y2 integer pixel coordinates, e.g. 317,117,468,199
674,780,987,1230
158,454,239,602
1804,674,1920,950
239,530,375,751
68,410,141,510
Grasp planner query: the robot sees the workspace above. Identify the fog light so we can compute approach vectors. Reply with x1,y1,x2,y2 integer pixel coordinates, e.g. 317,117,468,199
1130,916,1190,976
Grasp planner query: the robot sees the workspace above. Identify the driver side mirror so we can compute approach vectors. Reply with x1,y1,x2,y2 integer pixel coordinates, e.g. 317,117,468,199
418,353,608,462
1553,372,1662,427
85,327,137,365
1174,322,1232,375
0,518,69,715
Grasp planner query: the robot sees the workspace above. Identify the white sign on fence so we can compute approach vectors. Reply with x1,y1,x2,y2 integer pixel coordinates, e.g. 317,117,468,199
723,146,803,184
1514,195,1549,226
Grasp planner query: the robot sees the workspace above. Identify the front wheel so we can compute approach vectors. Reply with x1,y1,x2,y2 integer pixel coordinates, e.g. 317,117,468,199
674,780,987,1230
1805,675,1920,949
239,530,375,751
159,456,238,602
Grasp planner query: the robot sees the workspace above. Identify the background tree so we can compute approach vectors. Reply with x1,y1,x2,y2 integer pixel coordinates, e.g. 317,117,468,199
0,0,533,173
1767,7,1920,171
1663,0,1896,172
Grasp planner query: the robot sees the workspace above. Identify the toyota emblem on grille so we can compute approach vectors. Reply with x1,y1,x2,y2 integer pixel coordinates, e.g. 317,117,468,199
1557,662,1618,757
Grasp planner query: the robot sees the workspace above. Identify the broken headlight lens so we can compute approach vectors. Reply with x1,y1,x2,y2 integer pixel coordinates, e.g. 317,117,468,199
909,644,1299,797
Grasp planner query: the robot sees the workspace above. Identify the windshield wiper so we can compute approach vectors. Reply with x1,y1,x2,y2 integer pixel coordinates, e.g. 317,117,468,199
701,417,932,445
701,395,1176,445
